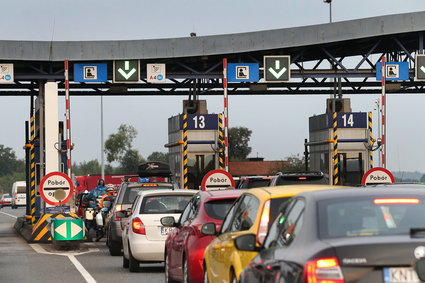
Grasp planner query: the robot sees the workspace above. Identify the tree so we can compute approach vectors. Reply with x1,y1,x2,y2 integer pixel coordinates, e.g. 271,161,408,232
104,124,138,163
73,159,101,176
147,152,169,164
271,154,306,174
228,127,252,161
0,145,23,177
117,149,146,174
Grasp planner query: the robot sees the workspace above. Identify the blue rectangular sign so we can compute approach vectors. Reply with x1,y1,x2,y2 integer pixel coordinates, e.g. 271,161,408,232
74,63,108,82
227,63,259,82
180,114,218,130
327,112,367,129
376,62,409,81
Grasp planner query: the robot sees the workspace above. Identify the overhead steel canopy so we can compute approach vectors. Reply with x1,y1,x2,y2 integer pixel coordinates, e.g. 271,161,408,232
0,11,424,96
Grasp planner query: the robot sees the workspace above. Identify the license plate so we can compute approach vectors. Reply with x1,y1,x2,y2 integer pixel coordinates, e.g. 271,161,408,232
384,267,420,283
161,226,174,235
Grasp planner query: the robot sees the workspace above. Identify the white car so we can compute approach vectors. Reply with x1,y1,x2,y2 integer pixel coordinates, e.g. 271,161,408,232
121,189,197,272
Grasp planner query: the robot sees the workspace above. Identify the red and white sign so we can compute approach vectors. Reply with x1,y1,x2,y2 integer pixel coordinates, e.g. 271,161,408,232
40,172,74,206
201,170,235,191
361,167,395,185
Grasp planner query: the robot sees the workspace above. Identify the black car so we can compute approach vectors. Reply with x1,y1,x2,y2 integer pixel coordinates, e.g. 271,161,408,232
236,187,425,283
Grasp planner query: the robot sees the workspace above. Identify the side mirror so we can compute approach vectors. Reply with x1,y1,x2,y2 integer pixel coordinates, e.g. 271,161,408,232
103,200,111,209
116,210,127,218
234,234,260,252
415,258,425,281
201,223,217,236
161,216,176,227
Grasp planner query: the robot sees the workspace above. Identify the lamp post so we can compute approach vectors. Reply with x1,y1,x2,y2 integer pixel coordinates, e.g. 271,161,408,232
323,0,332,23
101,95,105,180
374,99,382,167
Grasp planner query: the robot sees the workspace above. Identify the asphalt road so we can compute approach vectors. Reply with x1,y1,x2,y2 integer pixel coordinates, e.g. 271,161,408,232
0,206,165,283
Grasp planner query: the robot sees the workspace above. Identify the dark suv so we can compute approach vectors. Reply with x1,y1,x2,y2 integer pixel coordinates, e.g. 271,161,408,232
237,172,328,189
105,162,178,256
269,171,329,186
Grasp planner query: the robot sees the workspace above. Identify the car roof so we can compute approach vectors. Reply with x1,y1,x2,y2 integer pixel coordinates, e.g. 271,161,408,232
136,189,198,197
245,184,349,200
198,189,245,201
127,182,174,188
297,186,425,201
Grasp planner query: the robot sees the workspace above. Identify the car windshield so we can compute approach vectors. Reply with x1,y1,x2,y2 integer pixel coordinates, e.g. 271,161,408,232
122,185,172,204
319,197,425,238
139,194,193,214
240,179,271,188
204,199,236,220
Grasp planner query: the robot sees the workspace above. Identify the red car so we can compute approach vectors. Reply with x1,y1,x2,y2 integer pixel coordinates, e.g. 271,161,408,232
162,189,244,283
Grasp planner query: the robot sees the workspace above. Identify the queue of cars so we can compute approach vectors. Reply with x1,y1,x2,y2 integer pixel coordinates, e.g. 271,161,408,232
103,166,425,283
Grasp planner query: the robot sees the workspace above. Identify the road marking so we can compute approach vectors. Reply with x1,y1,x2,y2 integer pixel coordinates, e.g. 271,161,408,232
0,211,17,219
68,255,97,283
30,244,99,283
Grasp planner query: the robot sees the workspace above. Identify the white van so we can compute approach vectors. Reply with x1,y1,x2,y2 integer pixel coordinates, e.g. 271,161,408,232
11,181,26,209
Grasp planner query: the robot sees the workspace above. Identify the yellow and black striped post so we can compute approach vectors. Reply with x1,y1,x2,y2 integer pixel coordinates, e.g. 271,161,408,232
368,112,373,169
183,114,188,190
29,115,36,225
218,113,225,170
332,112,339,185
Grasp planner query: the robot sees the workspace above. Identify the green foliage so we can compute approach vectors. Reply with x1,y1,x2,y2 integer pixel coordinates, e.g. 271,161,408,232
0,171,26,194
0,145,24,177
228,127,252,161
73,159,101,176
271,154,306,174
147,152,169,164
116,149,146,174
104,124,138,163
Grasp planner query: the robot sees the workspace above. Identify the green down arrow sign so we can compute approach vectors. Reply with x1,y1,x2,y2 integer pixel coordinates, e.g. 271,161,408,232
113,60,140,83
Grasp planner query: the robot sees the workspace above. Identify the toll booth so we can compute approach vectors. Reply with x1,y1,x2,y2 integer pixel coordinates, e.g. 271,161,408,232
308,99,373,186
166,100,222,190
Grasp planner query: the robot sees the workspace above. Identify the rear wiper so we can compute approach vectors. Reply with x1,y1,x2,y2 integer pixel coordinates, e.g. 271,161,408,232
410,228,425,238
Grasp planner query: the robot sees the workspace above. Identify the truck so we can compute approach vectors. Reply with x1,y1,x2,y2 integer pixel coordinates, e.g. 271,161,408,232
11,181,26,209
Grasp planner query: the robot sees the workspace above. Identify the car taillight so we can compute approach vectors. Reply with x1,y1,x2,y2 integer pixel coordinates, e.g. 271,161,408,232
304,257,345,283
257,200,270,245
132,217,146,235
115,205,122,220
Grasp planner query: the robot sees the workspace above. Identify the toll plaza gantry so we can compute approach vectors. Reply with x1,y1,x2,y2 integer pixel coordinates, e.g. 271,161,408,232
2,11,425,239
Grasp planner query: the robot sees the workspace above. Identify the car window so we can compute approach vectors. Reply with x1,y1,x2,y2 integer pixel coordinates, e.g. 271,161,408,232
204,199,236,220
319,197,425,238
131,196,140,215
275,175,327,185
139,194,193,214
264,199,305,248
179,198,193,224
230,194,260,232
187,194,201,220
220,200,239,233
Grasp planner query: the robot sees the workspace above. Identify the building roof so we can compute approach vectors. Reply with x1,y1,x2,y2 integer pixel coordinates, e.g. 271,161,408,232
229,161,288,176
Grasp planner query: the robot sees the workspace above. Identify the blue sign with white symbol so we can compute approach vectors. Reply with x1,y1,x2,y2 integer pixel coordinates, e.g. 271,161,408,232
227,63,259,82
180,114,218,130
327,112,367,129
376,62,409,81
74,63,108,82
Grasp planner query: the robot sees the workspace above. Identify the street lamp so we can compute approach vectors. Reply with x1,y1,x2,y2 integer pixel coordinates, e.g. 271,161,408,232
374,99,382,167
323,0,332,23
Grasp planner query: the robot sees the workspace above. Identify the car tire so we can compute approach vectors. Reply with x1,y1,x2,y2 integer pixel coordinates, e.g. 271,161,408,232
183,255,190,283
203,262,209,283
109,240,122,256
128,244,141,272
123,255,129,268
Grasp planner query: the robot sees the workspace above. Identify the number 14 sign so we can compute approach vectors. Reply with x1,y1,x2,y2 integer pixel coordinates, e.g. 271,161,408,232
328,112,367,129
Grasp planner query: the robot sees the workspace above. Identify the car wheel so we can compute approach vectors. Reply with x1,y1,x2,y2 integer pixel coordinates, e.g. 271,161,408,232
128,244,141,272
123,255,129,268
183,255,190,283
109,240,122,256
203,263,209,283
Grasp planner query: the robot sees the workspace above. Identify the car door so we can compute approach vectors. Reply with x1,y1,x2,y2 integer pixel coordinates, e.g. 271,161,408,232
169,197,194,276
211,194,260,282
122,195,140,257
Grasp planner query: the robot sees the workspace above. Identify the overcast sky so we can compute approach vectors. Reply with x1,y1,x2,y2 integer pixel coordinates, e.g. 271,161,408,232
1,0,425,174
